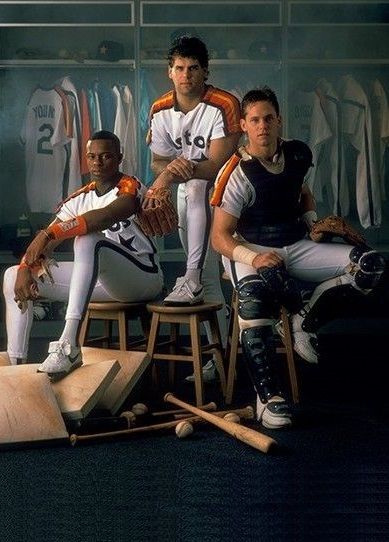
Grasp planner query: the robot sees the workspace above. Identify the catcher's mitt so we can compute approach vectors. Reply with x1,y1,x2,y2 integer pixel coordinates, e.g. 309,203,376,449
136,187,178,237
309,215,365,246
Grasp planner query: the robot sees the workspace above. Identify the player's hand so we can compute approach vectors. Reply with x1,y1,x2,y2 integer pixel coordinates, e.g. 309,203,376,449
23,230,49,266
166,157,194,181
14,267,39,312
252,251,284,269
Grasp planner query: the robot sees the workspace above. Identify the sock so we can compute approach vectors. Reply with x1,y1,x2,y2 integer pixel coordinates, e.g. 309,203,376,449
184,269,201,284
59,318,80,347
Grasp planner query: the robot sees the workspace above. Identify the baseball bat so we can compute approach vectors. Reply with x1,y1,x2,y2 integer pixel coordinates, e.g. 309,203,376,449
151,401,217,417
164,393,276,454
70,406,253,445
174,405,254,420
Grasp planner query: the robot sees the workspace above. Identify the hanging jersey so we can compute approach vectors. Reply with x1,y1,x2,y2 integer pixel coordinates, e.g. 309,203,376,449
338,75,381,228
20,87,69,213
370,79,389,201
147,84,241,162
55,174,161,272
113,85,137,175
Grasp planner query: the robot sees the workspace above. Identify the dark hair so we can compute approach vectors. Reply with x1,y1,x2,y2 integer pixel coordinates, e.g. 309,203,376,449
89,130,121,154
241,86,280,118
167,35,209,71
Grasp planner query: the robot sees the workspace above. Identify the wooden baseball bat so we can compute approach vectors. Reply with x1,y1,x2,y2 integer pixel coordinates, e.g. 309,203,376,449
174,405,254,421
70,406,253,446
164,393,276,454
151,401,217,417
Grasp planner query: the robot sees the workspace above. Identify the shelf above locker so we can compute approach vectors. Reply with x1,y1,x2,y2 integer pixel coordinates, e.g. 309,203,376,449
0,59,136,68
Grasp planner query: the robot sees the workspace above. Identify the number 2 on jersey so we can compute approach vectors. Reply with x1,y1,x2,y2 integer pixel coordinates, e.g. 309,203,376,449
37,123,54,155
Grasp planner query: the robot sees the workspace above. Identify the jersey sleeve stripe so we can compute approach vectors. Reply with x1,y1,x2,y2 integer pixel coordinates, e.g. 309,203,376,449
204,88,241,135
55,181,96,212
210,153,240,206
149,91,175,117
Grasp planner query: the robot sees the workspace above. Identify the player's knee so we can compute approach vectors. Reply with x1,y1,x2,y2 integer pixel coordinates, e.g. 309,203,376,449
186,178,209,201
236,274,277,320
3,266,18,296
349,245,386,290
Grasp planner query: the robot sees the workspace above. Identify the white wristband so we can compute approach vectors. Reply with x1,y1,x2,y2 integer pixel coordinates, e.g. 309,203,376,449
302,210,318,229
232,245,258,266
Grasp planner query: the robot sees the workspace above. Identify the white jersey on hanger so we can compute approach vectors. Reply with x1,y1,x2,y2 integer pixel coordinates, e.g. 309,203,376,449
338,74,381,228
312,79,349,217
20,87,69,213
113,85,137,175
370,79,389,201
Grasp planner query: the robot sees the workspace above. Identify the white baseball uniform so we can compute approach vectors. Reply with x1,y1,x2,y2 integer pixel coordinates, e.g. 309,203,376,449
3,174,164,360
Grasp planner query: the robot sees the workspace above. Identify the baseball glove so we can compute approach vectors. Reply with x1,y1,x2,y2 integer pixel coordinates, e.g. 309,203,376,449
309,215,366,246
136,187,178,237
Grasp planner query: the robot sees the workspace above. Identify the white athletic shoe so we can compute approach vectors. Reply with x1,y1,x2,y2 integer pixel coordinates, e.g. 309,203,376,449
185,360,217,383
163,277,204,305
256,395,292,429
275,320,318,364
37,339,82,381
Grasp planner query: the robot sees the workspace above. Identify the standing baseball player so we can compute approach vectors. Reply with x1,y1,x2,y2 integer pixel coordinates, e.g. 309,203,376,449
3,130,163,379
211,87,385,429
145,35,241,381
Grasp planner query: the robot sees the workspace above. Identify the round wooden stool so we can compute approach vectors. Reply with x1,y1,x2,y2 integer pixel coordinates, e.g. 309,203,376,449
146,302,227,406
79,301,151,351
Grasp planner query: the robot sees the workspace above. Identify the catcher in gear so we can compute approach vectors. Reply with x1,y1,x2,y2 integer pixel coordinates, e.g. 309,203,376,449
136,187,178,237
210,86,385,430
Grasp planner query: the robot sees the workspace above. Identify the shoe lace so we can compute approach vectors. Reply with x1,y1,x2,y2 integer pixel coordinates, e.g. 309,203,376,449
49,339,71,356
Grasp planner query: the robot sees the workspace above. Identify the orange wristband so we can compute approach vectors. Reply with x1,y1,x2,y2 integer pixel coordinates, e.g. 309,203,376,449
46,215,88,240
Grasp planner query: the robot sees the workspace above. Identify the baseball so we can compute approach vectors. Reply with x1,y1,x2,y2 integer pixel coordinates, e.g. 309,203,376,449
223,412,241,424
175,421,194,439
131,403,148,416
120,410,136,427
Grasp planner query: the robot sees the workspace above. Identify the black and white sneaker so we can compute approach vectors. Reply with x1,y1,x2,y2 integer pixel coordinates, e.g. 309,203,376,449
256,395,293,429
163,277,204,305
275,319,318,364
37,339,82,381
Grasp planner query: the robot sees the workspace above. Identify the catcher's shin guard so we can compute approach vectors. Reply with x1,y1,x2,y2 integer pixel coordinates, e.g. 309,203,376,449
241,326,283,403
236,268,303,321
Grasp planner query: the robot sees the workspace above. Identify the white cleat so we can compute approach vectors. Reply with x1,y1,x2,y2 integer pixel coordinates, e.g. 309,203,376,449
37,339,82,381
163,277,204,305
185,360,217,383
256,395,293,429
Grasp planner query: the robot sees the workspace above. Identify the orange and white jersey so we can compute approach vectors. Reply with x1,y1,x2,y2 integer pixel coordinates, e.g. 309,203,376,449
56,174,160,270
147,85,241,161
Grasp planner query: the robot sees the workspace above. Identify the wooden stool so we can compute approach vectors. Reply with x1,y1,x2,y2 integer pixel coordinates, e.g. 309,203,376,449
146,302,227,406
79,302,150,351
224,280,300,405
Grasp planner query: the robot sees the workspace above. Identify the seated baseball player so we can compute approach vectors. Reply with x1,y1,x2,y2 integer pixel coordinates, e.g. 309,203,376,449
3,130,164,380
210,87,385,429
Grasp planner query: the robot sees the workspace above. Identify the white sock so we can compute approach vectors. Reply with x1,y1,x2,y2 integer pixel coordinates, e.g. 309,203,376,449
59,318,80,347
184,269,201,284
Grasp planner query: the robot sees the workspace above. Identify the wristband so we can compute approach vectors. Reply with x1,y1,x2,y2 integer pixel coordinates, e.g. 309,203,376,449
19,256,30,270
302,210,317,229
46,215,87,240
232,245,258,267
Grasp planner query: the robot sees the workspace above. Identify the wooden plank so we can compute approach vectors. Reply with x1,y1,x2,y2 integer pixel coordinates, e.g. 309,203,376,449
0,373,68,445
0,360,120,420
82,347,151,414
0,351,10,366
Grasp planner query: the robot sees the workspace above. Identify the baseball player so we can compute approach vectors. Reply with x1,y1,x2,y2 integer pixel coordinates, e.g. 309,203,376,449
3,131,163,379
210,87,385,429
145,35,241,381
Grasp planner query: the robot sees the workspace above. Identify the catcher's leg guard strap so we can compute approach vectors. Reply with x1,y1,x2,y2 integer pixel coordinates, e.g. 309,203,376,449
349,245,386,291
241,326,283,403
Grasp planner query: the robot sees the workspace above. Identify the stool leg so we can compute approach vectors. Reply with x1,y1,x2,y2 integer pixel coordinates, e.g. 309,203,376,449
79,310,91,346
147,313,161,389
168,323,179,387
281,307,300,403
225,290,240,404
118,311,128,351
189,314,204,407
208,313,227,396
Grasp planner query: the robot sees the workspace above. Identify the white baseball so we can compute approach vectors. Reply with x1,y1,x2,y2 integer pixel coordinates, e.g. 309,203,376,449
120,411,136,427
131,403,148,416
175,421,194,439
223,412,241,424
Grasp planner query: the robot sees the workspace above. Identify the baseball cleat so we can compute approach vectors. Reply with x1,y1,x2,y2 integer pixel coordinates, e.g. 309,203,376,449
256,395,292,429
275,319,318,364
185,360,217,383
163,277,204,305
37,339,82,381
